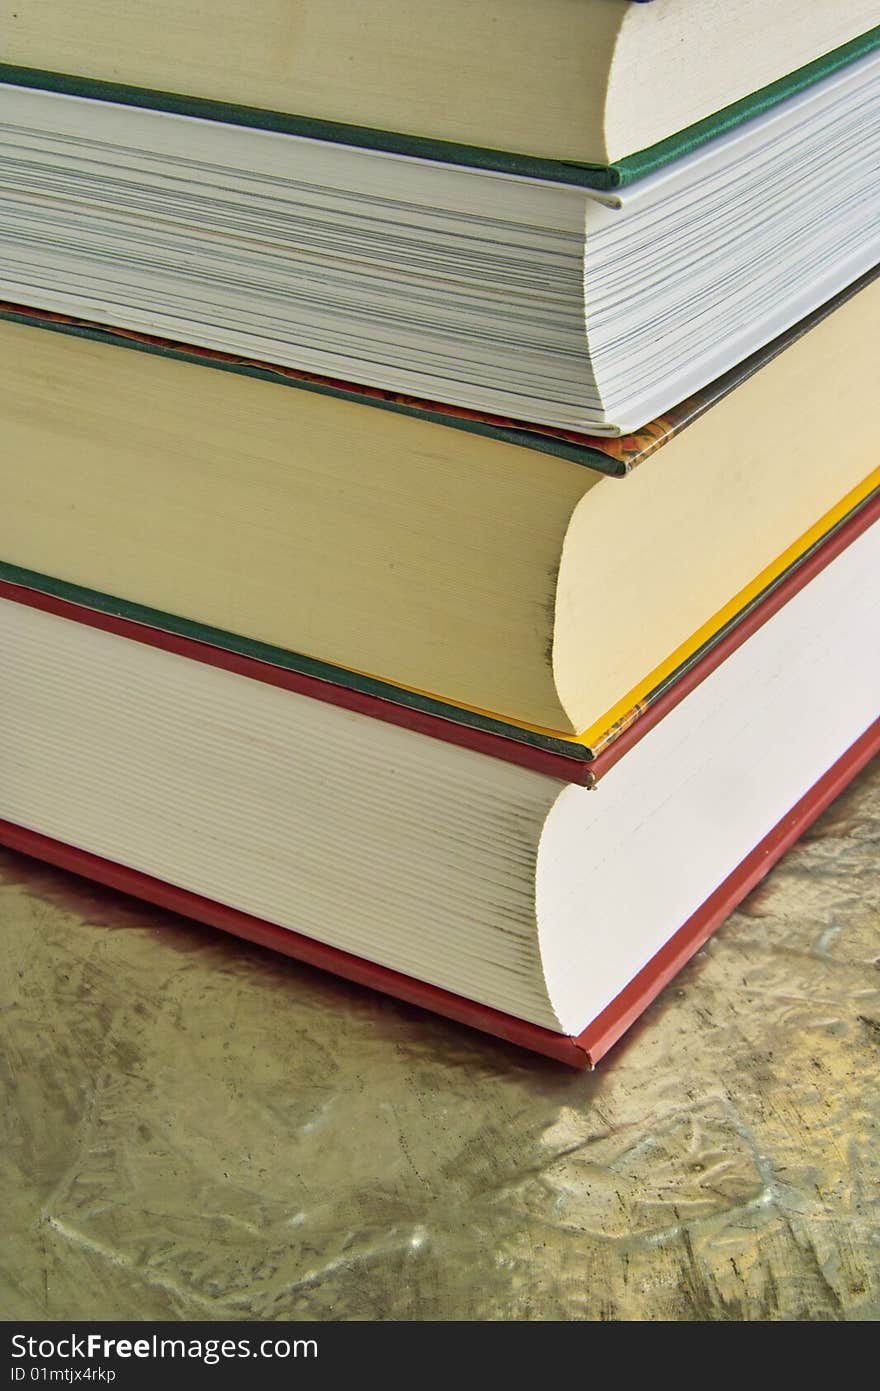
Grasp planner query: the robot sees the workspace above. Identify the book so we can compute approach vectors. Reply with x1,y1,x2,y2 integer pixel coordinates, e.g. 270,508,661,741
2,2,876,178
3,272,878,737
1,503,877,1065
3,3,878,1076
6,482,877,785
1,38,878,432
4,725,875,1069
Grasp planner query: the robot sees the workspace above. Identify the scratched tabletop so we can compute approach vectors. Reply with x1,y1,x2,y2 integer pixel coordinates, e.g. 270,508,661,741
1,759,878,1321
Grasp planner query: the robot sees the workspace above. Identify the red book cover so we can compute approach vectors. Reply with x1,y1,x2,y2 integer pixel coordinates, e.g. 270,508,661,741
2,486,877,1066
1,486,877,789
0,716,876,1067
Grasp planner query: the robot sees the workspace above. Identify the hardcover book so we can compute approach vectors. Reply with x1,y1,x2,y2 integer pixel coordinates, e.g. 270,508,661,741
1,30,878,432
3,2,876,178
0,500,877,1065
2,272,878,741
3,0,879,1071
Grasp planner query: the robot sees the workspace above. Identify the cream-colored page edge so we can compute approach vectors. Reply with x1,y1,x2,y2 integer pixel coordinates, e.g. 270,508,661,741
554,277,880,731
1,0,621,163
0,320,593,729
604,0,876,160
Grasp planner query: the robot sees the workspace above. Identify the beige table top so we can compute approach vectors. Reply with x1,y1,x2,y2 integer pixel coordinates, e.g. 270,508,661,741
1,760,878,1321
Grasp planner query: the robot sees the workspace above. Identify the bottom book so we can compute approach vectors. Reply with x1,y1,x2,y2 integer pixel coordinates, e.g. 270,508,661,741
1,511,878,1066
1,722,877,1068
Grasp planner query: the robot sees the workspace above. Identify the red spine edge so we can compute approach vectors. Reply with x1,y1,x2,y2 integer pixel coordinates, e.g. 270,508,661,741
0,579,583,784
1,489,876,788
0,817,587,1067
576,717,880,1063
588,488,880,781
0,719,876,1068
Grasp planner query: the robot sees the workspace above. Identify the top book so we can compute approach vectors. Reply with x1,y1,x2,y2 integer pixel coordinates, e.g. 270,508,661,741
2,0,877,177
2,4,878,433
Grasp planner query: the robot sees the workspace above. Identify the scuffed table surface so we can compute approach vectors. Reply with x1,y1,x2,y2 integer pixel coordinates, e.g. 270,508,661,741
1,761,878,1321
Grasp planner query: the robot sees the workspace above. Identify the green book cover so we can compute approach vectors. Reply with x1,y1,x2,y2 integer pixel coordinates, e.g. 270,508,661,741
1,266,874,480
1,25,877,190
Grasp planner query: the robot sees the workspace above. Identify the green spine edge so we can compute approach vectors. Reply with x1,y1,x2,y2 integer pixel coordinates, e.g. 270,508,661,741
613,25,880,187
0,25,877,191
0,560,589,763
0,309,625,478
2,494,874,770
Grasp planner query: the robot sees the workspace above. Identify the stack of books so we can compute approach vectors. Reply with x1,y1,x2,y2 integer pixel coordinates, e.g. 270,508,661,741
2,1,878,1066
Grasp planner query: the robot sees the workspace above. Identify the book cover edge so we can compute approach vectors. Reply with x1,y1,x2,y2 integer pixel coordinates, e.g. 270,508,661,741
2,265,876,475
0,485,876,782
0,716,875,1068
576,716,880,1064
0,25,876,189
